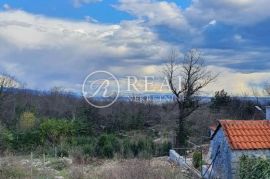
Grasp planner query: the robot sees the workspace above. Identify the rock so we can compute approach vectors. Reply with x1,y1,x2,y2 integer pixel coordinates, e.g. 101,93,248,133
54,176,64,179
181,169,189,174
20,159,30,165
63,157,72,165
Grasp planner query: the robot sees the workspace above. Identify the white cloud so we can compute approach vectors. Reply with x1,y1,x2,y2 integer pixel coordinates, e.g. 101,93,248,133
3,3,11,10
234,34,245,43
0,10,174,91
110,63,270,96
84,16,98,23
0,5,270,94
202,19,217,30
185,0,270,26
204,66,270,96
116,0,191,31
73,0,102,7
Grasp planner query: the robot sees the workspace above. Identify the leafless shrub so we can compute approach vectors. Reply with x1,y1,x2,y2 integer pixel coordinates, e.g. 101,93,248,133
69,166,84,179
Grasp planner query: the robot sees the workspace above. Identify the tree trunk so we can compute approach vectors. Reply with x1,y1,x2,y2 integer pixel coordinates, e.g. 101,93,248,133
176,103,187,148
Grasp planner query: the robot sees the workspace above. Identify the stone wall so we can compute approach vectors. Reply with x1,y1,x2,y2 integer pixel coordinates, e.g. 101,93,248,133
210,129,232,179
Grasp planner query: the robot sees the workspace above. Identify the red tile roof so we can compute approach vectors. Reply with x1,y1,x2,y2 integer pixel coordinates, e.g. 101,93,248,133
214,120,270,150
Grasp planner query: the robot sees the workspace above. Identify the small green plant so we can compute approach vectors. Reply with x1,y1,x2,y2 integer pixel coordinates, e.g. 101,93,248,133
83,144,95,157
96,134,121,158
0,124,14,152
122,139,133,158
57,148,69,157
192,151,202,169
155,141,172,156
239,155,270,179
40,119,75,146
12,130,41,152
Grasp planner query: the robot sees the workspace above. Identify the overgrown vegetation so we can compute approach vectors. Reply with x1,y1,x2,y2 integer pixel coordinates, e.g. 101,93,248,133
0,73,264,162
239,155,270,179
0,79,171,158
0,113,171,159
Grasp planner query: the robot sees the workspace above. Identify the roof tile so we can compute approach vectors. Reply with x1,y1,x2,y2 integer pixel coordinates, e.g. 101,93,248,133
218,120,270,150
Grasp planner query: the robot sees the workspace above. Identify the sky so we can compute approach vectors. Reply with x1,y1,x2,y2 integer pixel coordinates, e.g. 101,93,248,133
0,0,270,95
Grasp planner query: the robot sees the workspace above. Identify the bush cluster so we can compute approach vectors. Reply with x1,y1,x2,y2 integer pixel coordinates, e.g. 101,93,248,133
239,155,270,179
192,151,202,169
80,134,171,159
0,109,171,159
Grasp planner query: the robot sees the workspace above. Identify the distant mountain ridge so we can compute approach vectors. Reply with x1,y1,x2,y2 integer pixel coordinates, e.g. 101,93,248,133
4,87,270,104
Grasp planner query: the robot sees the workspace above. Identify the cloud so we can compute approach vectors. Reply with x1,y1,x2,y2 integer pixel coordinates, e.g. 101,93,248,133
3,3,11,10
116,0,191,30
73,0,102,7
185,0,270,26
1,2,270,95
84,16,98,23
0,10,173,91
204,66,270,96
115,0,200,50
115,0,270,50
200,48,270,72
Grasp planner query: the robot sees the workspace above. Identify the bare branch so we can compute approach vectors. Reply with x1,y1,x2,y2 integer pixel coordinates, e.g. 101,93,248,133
163,49,218,147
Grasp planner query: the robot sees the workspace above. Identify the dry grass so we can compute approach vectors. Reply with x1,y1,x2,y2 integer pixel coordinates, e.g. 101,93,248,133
82,157,194,179
0,156,55,178
0,156,196,179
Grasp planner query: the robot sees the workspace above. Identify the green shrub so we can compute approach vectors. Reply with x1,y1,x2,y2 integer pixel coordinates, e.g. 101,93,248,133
239,155,270,179
96,134,120,158
102,144,114,158
0,125,14,152
83,144,95,157
74,136,96,146
210,90,231,109
12,130,41,152
155,142,172,156
40,119,76,146
57,148,69,157
137,138,154,158
127,136,154,158
192,151,202,169
122,139,133,158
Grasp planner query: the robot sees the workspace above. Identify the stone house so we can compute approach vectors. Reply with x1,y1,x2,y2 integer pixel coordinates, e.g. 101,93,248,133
209,120,270,179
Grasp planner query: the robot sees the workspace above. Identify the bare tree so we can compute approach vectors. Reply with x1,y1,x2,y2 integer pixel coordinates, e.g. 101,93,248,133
0,73,21,126
164,49,217,147
0,74,19,96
